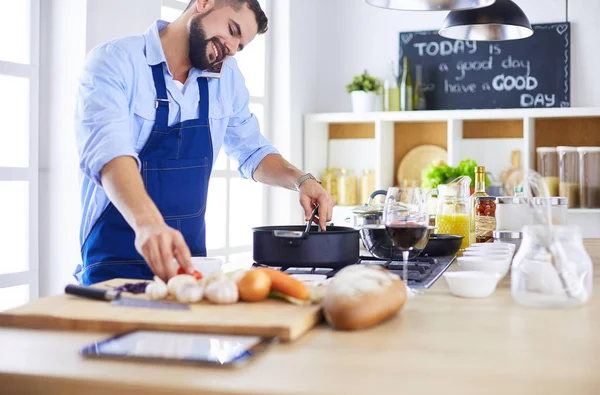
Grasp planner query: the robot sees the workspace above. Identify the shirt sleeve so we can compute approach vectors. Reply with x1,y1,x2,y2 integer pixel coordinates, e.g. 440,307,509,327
75,43,140,186
222,60,280,180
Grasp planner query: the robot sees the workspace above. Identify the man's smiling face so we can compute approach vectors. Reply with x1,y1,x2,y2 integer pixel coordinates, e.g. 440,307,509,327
188,4,258,70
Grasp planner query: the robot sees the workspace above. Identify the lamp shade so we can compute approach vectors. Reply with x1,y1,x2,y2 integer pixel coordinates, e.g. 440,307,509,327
365,0,496,11
439,0,533,41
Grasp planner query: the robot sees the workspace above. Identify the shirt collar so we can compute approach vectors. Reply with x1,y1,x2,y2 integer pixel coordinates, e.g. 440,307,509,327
143,20,222,79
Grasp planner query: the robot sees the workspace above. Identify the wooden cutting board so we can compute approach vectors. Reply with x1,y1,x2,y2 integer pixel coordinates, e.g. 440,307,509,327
0,279,323,342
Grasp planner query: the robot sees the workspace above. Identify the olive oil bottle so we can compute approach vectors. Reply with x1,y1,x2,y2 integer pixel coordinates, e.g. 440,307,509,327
469,166,489,245
400,56,413,111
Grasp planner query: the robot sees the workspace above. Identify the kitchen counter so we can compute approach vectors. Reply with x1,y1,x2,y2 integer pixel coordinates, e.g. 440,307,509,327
1,240,599,395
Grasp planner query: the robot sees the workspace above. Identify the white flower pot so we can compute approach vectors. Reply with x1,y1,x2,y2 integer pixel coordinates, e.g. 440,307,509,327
350,91,376,113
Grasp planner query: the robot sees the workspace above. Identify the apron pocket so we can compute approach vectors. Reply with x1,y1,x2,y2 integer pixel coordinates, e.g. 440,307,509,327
143,157,209,219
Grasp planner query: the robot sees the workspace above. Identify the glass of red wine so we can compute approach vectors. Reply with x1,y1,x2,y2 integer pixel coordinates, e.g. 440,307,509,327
383,187,429,295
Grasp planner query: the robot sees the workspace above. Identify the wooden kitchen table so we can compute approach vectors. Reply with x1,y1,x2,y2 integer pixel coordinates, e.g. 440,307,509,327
1,240,599,395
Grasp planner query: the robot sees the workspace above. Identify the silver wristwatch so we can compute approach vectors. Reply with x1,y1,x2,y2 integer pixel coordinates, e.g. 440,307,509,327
295,173,321,191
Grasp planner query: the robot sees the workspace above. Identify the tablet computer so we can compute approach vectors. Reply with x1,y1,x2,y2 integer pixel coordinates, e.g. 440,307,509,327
80,330,277,368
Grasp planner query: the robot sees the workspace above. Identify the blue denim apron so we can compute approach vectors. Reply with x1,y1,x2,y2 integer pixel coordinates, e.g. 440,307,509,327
76,64,213,285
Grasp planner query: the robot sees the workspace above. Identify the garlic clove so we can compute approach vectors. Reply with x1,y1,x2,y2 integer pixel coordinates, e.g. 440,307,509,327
204,280,239,304
145,281,168,300
167,274,197,296
175,283,203,304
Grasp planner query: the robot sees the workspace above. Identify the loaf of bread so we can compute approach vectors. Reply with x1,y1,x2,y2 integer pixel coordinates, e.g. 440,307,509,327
322,265,407,331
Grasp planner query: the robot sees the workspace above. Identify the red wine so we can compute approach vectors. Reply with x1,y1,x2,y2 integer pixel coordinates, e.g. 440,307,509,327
385,224,428,250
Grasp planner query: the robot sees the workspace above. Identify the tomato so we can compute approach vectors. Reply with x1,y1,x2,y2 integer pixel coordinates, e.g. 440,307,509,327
177,267,203,280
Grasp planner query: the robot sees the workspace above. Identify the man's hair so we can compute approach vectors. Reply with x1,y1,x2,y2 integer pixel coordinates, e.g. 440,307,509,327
186,0,268,34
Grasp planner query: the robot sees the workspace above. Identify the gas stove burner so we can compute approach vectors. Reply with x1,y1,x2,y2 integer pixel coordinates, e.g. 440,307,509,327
252,254,456,289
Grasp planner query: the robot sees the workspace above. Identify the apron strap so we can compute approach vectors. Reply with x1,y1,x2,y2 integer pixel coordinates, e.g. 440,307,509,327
197,77,209,119
151,63,169,128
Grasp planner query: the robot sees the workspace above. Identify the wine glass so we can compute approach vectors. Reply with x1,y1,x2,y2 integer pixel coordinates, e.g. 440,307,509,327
383,187,429,296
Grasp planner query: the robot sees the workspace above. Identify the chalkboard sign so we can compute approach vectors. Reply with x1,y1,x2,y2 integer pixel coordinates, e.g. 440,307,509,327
399,23,570,110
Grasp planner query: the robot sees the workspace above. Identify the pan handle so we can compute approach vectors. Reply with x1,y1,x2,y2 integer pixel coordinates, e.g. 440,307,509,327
273,230,306,246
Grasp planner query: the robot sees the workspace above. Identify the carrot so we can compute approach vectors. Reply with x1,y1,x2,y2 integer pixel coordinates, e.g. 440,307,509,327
257,268,309,300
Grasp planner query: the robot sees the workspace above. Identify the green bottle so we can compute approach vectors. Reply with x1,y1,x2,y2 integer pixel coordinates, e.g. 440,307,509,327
400,56,413,111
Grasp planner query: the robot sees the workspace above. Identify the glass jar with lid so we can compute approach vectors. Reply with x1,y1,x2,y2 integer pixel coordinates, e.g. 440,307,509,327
337,169,358,206
536,147,559,196
532,197,568,225
557,146,580,208
359,169,375,206
578,147,600,208
321,168,341,204
494,196,532,231
475,196,496,243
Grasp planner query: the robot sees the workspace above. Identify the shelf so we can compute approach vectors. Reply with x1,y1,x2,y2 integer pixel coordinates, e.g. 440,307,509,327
305,107,600,124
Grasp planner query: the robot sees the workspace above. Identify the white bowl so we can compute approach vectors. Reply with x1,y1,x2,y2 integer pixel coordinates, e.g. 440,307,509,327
443,271,499,298
191,257,224,277
467,243,515,251
290,274,328,286
463,249,513,258
456,256,511,278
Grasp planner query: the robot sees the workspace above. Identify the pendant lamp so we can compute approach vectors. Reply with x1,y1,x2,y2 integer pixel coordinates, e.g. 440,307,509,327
439,0,533,41
364,0,496,11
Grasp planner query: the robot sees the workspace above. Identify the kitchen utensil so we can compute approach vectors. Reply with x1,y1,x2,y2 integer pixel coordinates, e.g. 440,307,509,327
397,145,447,186
0,279,322,342
420,234,463,257
253,205,359,269
65,284,191,311
443,271,499,298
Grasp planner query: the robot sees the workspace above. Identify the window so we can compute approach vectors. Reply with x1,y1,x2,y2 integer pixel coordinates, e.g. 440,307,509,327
0,0,40,310
161,0,269,264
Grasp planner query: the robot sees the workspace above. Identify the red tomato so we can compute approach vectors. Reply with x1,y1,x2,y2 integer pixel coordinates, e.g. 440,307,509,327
177,267,203,280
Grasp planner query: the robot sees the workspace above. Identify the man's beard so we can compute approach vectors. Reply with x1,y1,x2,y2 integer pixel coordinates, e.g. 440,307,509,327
189,13,224,70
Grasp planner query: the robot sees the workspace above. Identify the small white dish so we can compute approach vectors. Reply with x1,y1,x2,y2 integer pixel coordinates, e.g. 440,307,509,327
456,256,511,278
443,271,499,298
290,274,328,286
191,257,224,277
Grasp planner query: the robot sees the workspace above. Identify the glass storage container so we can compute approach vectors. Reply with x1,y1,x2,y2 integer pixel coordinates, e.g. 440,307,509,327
359,169,375,206
511,225,593,308
321,168,341,205
536,147,559,196
475,196,496,243
337,169,358,206
578,147,600,209
532,197,568,225
557,146,580,208
494,196,532,231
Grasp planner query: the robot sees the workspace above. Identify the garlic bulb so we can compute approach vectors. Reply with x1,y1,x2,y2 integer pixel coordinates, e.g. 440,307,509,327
204,280,239,304
167,274,197,296
175,283,203,304
145,276,168,300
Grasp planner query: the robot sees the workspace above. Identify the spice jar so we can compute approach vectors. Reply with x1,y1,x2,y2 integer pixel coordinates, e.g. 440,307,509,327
475,196,496,243
321,168,341,204
536,147,559,196
578,147,600,208
359,169,375,205
337,169,358,206
557,146,580,208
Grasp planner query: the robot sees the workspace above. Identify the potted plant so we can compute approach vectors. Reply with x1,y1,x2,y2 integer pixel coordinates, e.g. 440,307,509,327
346,70,382,113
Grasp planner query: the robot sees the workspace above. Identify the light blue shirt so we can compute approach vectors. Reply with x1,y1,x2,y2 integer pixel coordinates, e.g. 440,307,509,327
75,20,279,244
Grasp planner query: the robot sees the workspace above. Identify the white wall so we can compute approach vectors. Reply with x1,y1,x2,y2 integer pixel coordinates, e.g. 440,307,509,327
308,0,596,112
39,0,161,297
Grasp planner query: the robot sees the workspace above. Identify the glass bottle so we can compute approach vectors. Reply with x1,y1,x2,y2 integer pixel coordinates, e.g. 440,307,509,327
414,64,426,111
400,56,413,111
383,60,400,112
469,166,489,245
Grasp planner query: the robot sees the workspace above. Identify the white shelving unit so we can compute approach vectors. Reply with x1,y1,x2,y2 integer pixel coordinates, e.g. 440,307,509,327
303,107,600,238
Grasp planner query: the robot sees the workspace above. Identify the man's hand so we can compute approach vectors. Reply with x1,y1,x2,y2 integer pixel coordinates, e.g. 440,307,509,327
298,180,336,231
134,222,193,282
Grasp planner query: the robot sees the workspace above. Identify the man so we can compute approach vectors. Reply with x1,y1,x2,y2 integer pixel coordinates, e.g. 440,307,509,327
74,0,335,285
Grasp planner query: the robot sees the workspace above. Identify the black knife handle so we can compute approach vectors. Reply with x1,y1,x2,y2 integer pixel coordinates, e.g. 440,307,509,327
65,284,120,301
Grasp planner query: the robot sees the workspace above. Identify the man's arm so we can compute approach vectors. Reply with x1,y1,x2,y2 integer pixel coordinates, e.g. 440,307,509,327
100,157,193,281
252,154,335,231
75,44,192,281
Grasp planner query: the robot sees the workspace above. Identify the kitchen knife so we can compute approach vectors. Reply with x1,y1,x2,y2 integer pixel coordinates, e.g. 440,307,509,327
64,284,191,311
